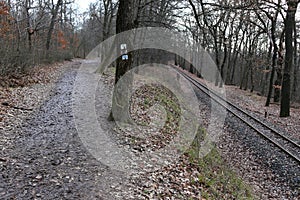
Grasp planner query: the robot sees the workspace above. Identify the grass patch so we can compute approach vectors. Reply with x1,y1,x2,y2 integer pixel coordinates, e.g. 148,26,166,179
131,83,181,132
102,65,116,76
187,130,255,200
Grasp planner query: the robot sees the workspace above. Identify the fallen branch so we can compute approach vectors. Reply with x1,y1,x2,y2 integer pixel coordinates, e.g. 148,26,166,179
1,102,33,111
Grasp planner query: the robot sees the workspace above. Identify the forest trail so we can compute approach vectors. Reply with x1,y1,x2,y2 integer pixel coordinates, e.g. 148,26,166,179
0,60,130,199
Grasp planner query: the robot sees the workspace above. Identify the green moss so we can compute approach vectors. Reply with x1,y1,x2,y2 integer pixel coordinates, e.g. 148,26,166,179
131,83,181,134
102,65,116,76
187,131,255,200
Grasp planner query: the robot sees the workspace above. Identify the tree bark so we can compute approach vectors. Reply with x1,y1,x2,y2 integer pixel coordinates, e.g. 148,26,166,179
46,0,62,51
25,0,33,51
266,19,279,107
292,18,298,99
273,33,285,103
109,0,135,121
261,41,273,96
114,0,134,84
280,0,299,117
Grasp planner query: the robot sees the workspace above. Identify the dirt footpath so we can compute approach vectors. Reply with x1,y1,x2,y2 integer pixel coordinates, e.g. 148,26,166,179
0,61,130,199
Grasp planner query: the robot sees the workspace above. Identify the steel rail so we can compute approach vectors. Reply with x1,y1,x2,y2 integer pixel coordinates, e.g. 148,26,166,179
176,67,300,164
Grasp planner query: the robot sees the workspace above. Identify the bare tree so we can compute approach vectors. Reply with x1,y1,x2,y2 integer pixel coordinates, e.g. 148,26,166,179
280,0,299,117
46,0,63,51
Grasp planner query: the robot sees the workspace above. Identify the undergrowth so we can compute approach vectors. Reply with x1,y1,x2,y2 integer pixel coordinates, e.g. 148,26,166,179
187,129,255,200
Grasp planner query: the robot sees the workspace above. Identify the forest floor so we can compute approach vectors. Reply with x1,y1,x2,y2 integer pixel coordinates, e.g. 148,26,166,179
0,59,299,199
225,85,300,141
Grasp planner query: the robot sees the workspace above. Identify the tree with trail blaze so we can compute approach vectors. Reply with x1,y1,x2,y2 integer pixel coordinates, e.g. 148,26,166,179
109,0,135,121
114,0,135,84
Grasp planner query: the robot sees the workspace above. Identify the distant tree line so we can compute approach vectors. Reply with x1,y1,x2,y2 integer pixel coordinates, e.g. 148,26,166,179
0,0,80,75
106,0,299,117
186,0,299,117
81,0,300,117
1,0,299,117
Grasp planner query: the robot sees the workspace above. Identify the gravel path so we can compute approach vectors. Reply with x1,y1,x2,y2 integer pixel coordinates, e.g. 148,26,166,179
0,61,130,199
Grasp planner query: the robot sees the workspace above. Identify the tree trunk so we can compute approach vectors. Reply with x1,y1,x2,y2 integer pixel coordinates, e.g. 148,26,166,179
46,0,62,51
114,0,134,84
292,19,298,99
25,0,33,51
273,32,285,102
240,64,248,90
109,0,135,121
250,65,254,92
261,41,273,96
266,19,279,107
219,41,228,87
265,55,276,106
280,0,298,117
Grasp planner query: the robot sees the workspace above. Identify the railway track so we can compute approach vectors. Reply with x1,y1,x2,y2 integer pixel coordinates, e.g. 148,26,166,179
175,67,300,164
